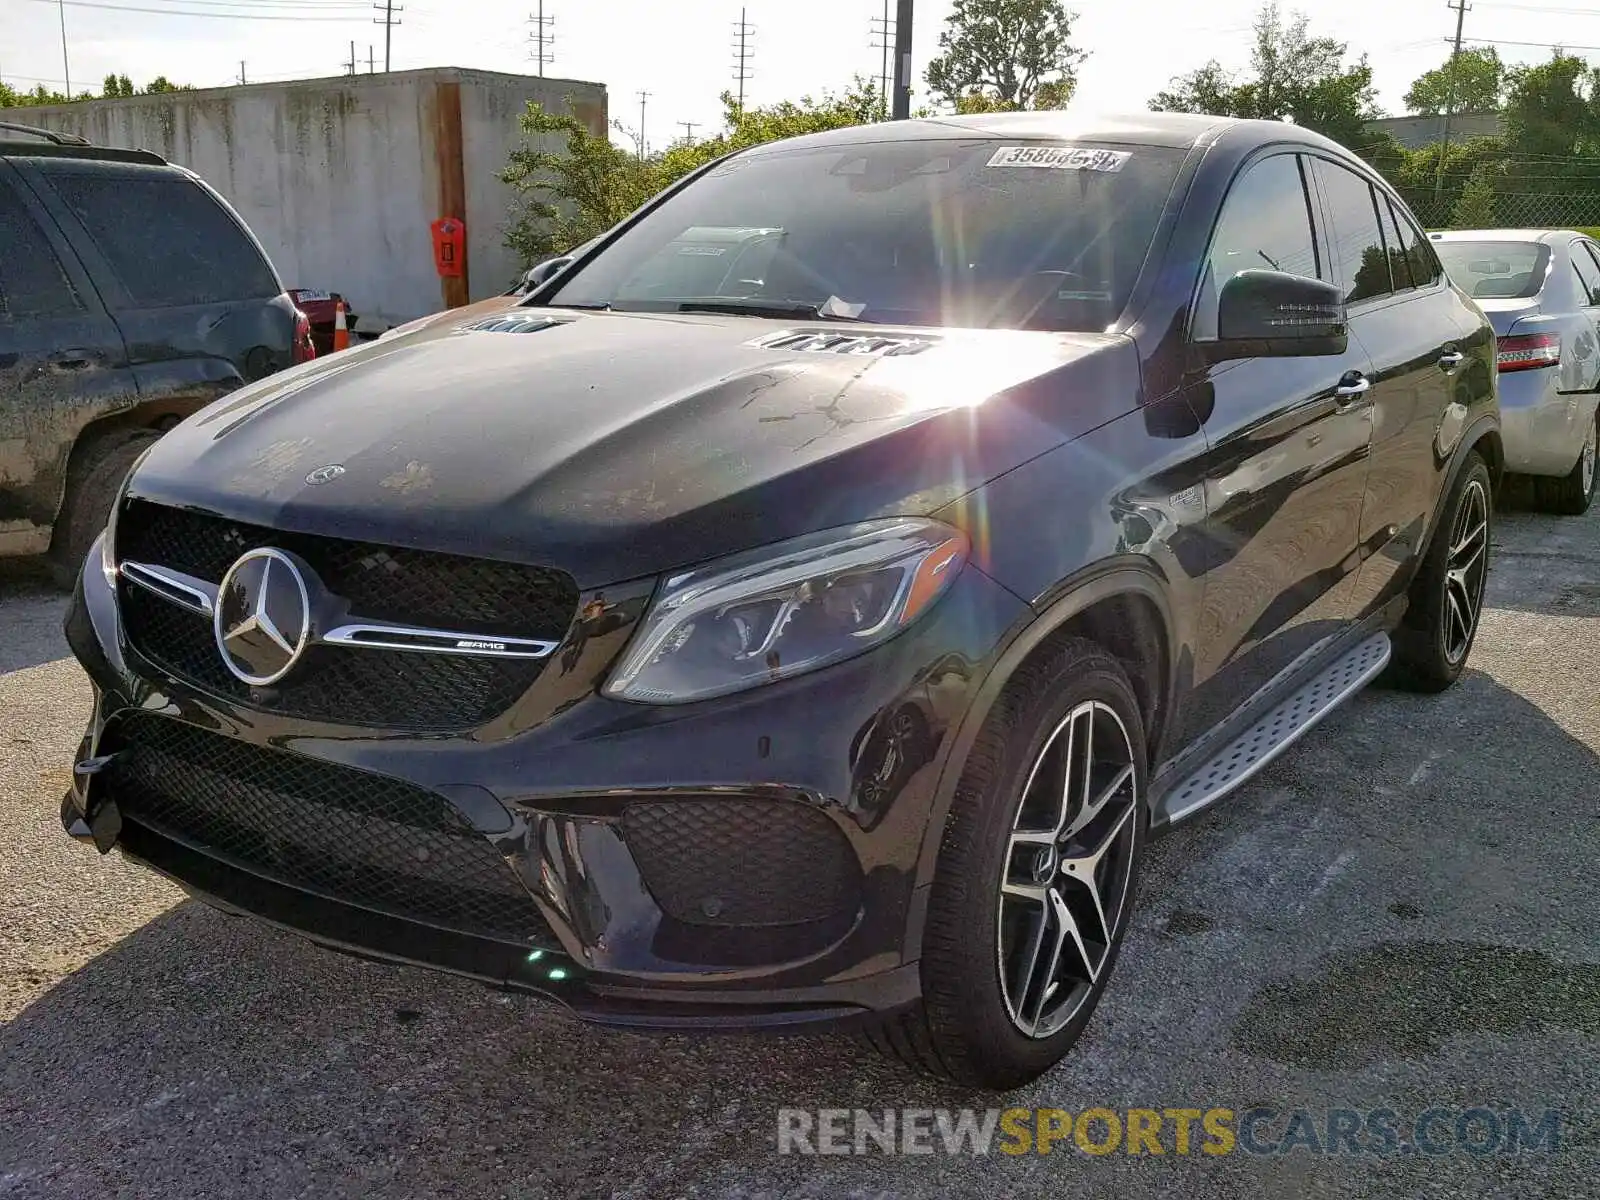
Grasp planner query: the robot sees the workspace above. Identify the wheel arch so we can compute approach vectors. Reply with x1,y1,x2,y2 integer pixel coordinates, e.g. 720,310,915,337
903,563,1179,961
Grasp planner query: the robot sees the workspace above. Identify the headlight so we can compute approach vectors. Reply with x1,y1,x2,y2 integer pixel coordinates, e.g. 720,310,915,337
604,518,969,704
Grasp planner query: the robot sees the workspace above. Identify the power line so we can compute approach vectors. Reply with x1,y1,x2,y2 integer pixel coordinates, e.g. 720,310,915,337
373,0,401,70
22,0,366,18
527,1,554,77
731,6,754,111
1461,35,1600,49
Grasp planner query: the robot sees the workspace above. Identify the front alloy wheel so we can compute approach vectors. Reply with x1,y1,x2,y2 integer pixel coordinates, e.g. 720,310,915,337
998,700,1139,1039
861,639,1147,1090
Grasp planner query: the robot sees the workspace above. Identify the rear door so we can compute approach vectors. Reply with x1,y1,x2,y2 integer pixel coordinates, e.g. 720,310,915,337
1176,150,1376,748
1564,238,1600,391
0,162,135,555
14,157,297,408
1308,157,1464,616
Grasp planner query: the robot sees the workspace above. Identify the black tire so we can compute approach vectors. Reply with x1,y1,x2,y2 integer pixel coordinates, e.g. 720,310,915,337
45,429,159,591
1535,410,1597,516
1384,452,1493,693
860,638,1147,1090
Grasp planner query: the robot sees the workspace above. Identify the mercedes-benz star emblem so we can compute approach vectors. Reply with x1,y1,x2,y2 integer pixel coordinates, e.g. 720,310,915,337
305,463,346,485
214,548,312,686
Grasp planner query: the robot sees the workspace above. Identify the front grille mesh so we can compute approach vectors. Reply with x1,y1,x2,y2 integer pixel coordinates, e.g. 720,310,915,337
116,500,579,730
106,712,557,947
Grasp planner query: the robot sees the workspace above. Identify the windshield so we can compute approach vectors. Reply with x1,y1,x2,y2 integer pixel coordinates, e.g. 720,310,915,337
546,138,1186,332
1434,240,1551,300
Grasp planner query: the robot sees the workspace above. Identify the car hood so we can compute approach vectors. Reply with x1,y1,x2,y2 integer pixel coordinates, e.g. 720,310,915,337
128,309,1140,588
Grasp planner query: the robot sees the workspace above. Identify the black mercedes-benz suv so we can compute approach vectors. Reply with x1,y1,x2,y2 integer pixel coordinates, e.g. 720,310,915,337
61,112,1499,1090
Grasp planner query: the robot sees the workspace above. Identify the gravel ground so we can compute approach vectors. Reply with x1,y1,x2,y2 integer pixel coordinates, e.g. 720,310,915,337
1,504,1596,1199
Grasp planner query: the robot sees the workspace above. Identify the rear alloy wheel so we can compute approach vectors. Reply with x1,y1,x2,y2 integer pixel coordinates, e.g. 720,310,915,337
1539,410,1597,516
859,639,1146,1090
1385,452,1492,692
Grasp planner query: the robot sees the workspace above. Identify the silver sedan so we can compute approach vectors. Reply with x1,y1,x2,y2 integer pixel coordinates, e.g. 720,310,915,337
1432,228,1600,515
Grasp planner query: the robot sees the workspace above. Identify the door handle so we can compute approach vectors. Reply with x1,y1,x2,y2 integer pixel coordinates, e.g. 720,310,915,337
1438,350,1465,372
48,350,93,371
1333,374,1372,409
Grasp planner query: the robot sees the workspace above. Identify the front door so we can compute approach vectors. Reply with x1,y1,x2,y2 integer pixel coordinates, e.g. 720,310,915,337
1176,150,1377,747
1308,160,1467,616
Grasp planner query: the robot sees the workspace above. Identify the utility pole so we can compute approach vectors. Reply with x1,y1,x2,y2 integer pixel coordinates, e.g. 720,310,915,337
891,0,914,119
238,61,246,85
345,41,357,76
731,7,755,112
1435,0,1470,204
368,45,375,74
636,90,650,160
373,0,402,73
528,1,555,77
678,120,698,144
57,0,71,98
869,1,895,119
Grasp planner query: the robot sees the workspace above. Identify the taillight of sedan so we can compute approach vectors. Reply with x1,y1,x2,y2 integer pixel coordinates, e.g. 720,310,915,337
292,308,317,364
1496,331,1560,372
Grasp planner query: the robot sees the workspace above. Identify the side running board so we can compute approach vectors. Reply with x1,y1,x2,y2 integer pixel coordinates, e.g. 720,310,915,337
1154,633,1392,828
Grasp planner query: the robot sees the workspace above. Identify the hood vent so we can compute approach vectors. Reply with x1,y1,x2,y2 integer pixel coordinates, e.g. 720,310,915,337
462,313,568,334
751,330,935,357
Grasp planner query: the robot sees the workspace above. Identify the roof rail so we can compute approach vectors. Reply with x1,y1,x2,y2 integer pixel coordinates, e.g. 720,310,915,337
0,121,90,147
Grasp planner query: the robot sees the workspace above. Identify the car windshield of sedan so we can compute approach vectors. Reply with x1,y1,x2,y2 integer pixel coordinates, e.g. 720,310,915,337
544,138,1186,332
1435,240,1551,300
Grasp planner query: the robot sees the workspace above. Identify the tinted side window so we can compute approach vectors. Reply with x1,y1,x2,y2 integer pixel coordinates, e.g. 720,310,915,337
0,177,83,320
1390,200,1441,286
1570,242,1600,306
1313,160,1391,305
1377,199,1414,290
36,163,278,307
1193,153,1322,339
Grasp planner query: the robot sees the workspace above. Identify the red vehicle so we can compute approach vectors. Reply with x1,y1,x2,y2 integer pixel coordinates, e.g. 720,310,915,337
287,288,358,356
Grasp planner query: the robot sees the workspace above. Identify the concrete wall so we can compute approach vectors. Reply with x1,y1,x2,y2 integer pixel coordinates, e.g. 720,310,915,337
0,68,607,326
1366,112,1504,151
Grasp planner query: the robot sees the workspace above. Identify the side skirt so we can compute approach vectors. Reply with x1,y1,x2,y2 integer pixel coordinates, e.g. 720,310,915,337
1149,632,1392,830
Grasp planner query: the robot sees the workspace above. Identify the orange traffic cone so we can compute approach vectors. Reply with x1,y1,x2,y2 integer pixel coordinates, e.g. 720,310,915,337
332,299,350,352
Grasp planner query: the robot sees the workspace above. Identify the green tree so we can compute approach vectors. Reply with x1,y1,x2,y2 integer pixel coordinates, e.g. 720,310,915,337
1150,3,1380,148
1450,169,1499,227
142,76,189,95
924,0,1085,110
1404,47,1505,116
502,82,884,268
101,74,135,98
1500,51,1599,161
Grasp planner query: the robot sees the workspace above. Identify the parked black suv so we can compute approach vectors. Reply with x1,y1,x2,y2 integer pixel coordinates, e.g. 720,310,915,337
62,113,1500,1090
0,123,311,585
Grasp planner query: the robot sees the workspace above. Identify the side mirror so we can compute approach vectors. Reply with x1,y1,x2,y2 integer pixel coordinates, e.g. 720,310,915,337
520,254,576,294
1208,269,1347,361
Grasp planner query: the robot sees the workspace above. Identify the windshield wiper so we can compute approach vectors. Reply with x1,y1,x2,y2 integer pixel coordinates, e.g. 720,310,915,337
667,298,865,321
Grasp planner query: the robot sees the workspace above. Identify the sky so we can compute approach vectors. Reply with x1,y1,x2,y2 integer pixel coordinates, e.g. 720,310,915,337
4,0,1598,151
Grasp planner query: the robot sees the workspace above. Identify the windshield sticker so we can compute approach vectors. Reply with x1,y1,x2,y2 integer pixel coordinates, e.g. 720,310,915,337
986,146,1130,172
677,245,728,256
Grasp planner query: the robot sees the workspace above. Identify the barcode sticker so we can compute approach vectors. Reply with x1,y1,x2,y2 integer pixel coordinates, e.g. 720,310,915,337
985,146,1130,172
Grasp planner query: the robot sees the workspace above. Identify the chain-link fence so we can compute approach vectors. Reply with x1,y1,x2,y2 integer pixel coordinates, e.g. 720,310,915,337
1406,191,1600,234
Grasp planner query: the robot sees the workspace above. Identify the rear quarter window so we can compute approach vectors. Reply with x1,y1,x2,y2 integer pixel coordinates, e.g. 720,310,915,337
34,161,279,307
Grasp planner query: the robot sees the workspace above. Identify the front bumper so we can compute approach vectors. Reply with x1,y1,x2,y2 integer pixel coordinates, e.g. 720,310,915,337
62,534,1027,1028
1497,369,1598,476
